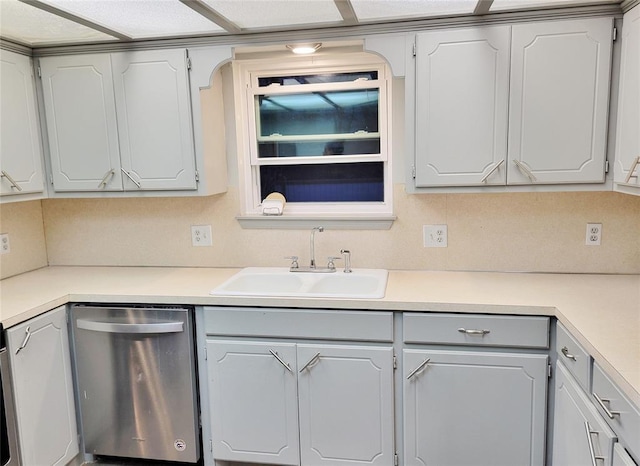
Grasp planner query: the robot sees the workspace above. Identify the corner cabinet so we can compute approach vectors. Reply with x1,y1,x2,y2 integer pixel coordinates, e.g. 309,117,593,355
413,17,613,188
6,306,79,466
0,50,45,199
199,307,396,466
614,4,640,195
39,49,197,193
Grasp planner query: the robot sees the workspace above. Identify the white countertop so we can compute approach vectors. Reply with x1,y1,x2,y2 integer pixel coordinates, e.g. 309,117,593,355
1,266,638,405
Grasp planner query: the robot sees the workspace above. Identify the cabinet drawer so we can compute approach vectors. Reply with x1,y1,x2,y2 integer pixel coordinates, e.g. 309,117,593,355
556,323,591,390
203,307,393,342
403,313,549,348
593,363,640,461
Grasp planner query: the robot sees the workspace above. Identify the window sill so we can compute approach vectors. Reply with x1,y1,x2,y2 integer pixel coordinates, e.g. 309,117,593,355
236,214,396,230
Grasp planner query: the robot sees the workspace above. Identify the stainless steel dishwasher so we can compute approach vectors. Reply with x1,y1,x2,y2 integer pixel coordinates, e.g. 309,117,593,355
71,305,199,463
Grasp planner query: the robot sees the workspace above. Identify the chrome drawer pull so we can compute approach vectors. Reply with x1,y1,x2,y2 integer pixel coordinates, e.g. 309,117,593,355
561,346,577,361
269,350,293,373
98,169,115,188
1,170,23,191
406,358,431,380
15,326,32,355
458,328,490,336
481,159,504,183
299,352,321,373
624,156,640,184
513,159,538,182
121,168,141,188
584,422,606,466
592,392,621,419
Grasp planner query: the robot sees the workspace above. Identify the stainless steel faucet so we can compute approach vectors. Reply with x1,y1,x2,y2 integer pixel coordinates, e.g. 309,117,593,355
310,226,324,269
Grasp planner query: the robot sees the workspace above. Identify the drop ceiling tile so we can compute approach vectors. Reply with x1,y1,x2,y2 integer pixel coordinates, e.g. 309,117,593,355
351,0,478,22
490,0,618,11
39,0,226,39
201,0,343,29
0,0,117,46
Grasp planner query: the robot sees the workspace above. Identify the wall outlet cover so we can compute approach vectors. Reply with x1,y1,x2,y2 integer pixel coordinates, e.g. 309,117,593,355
585,223,602,246
191,225,213,247
423,224,448,248
0,233,10,254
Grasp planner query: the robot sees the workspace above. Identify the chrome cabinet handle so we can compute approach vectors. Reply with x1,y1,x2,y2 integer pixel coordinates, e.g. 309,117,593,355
121,168,141,188
584,422,606,466
77,319,183,334
561,346,577,361
1,170,23,192
458,328,490,336
481,159,505,183
15,326,32,355
98,169,115,188
406,358,430,380
592,392,621,419
269,350,293,373
299,352,321,373
513,160,538,182
624,156,640,184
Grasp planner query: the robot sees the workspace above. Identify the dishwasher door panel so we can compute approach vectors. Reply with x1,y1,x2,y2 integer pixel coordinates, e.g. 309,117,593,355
72,307,199,463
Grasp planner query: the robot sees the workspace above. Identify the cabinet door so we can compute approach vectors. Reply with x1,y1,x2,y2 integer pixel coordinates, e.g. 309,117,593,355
7,306,79,466
403,349,547,466
0,50,44,196
553,362,616,466
297,344,394,466
613,443,638,466
614,5,640,194
415,26,510,187
207,340,300,465
40,54,123,192
111,49,197,191
509,18,613,185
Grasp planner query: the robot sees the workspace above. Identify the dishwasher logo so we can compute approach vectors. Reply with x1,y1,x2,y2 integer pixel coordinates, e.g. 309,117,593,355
174,439,187,452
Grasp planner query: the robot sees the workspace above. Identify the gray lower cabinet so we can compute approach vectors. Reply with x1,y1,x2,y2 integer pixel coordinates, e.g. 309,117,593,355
613,444,638,466
553,362,616,466
6,305,79,466
403,349,548,466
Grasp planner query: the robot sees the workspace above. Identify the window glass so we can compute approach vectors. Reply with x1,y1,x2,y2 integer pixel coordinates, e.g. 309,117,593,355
256,89,379,158
260,162,384,202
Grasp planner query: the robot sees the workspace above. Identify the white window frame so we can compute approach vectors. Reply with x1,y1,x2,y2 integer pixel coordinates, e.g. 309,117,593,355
233,52,393,224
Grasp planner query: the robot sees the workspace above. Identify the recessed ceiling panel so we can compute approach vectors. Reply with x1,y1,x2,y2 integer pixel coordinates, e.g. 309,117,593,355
201,0,343,29
0,0,117,46
351,0,478,22
490,0,618,11
39,0,226,39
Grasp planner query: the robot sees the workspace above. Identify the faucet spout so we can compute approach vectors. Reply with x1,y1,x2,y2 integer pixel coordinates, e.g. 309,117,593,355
310,226,324,268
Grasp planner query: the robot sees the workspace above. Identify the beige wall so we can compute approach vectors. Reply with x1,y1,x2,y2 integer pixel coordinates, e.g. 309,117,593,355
40,187,640,274
0,201,48,279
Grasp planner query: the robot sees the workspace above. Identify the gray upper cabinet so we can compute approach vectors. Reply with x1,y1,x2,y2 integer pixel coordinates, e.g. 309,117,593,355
414,26,511,187
508,18,613,185
413,17,613,189
0,50,45,197
614,4,640,195
40,54,123,192
40,49,197,193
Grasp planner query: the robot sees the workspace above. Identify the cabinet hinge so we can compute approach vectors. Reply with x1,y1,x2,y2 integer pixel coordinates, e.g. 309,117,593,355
412,43,416,57
209,439,213,452
49,174,54,185
195,170,200,183
548,364,552,378
393,355,397,370
203,346,207,360
613,26,617,41
394,453,399,466
411,165,416,179
187,56,192,70
605,160,609,173
37,65,41,78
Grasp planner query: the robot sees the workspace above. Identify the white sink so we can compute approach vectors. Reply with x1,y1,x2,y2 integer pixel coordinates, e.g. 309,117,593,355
211,267,388,299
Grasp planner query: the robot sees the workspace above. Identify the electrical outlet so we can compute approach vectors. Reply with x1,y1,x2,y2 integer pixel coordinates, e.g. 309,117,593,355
423,224,448,248
191,225,212,247
0,233,10,254
586,223,602,246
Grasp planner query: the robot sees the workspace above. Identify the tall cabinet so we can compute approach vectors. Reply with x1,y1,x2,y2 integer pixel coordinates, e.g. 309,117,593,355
39,49,197,192
0,50,45,198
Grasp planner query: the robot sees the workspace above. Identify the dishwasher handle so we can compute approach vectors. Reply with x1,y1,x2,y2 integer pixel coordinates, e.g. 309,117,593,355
77,319,184,334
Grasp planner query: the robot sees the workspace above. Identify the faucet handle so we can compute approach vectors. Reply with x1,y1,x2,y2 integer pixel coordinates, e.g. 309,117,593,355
327,256,341,270
285,256,299,269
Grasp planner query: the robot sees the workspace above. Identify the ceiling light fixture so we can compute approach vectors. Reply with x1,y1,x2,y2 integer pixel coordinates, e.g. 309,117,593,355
286,43,322,55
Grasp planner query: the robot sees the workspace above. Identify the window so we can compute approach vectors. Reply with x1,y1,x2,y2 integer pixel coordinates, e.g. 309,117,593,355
234,52,393,225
